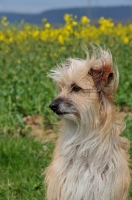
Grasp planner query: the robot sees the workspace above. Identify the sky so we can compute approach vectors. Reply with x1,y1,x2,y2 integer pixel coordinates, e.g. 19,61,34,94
0,0,132,14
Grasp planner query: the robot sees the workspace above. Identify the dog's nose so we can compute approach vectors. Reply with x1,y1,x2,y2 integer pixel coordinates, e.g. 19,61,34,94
49,101,59,112
49,98,64,114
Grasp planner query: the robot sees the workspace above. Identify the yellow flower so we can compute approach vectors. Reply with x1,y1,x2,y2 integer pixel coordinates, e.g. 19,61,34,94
81,16,90,24
9,37,13,42
123,37,129,44
72,21,77,26
0,32,4,41
33,30,39,37
99,17,114,29
64,14,71,22
65,24,72,32
45,23,50,28
58,35,64,44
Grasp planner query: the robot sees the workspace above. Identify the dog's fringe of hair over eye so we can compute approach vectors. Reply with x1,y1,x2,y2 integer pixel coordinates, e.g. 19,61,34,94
48,45,119,99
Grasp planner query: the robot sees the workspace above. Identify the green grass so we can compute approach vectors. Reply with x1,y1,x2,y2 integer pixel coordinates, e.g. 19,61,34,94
0,134,54,200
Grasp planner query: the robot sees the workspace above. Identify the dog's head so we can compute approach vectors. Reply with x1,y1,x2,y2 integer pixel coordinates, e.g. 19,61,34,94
48,46,118,124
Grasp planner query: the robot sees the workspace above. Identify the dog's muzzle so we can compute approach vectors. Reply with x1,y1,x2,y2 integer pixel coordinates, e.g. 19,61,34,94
49,97,72,115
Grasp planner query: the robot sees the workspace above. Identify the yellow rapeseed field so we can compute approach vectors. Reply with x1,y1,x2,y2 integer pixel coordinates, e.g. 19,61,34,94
0,14,131,46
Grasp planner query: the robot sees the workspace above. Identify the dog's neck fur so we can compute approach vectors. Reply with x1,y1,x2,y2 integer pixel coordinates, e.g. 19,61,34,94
59,98,125,162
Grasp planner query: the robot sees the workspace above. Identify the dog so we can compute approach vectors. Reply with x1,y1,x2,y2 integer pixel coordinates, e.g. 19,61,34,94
46,46,130,200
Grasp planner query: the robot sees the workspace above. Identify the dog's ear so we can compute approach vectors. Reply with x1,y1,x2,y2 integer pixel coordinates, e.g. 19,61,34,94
89,65,114,91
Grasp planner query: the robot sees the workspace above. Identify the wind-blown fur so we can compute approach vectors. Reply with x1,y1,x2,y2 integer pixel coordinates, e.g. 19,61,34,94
46,46,130,200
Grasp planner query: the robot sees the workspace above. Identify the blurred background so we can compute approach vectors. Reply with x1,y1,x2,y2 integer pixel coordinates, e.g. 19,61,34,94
0,1,132,200
0,0,132,23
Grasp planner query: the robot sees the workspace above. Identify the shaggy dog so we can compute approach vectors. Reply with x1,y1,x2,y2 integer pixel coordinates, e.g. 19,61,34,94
46,46,130,200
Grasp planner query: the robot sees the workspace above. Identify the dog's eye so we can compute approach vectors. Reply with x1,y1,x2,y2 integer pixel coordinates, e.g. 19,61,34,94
71,84,82,92
88,69,92,76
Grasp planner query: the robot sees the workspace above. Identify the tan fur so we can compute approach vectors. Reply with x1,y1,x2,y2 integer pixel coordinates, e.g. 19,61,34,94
45,46,130,200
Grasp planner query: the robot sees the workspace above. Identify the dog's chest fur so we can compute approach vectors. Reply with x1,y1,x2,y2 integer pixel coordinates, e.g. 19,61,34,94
46,129,129,200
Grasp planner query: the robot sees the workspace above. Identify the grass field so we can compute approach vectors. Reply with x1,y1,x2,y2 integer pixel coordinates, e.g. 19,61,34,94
0,15,132,199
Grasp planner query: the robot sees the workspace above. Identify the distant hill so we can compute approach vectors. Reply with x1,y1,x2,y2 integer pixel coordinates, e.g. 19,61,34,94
0,6,132,24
